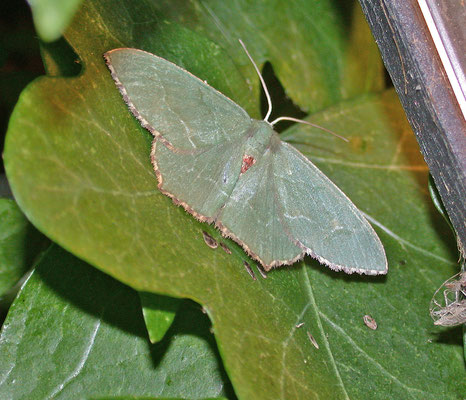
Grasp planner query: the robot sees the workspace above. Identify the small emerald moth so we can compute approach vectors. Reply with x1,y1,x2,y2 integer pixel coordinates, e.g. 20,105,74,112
104,41,387,275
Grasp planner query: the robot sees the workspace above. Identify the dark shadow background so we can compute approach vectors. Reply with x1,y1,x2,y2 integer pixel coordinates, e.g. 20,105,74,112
0,0,45,174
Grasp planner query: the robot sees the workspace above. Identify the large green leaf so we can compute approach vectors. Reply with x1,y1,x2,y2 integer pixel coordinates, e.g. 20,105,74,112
0,245,234,399
0,198,48,297
3,0,464,398
150,0,384,112
28,0,84,42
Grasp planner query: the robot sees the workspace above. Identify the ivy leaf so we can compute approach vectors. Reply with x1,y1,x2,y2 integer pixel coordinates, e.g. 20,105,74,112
28,0,84,42
0,246,234,399
0,198,48,297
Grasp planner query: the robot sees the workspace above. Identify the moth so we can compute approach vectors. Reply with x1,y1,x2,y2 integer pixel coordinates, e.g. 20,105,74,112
104,40,387,275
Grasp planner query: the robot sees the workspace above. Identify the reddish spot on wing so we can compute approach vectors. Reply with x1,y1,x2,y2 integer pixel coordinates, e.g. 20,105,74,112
241,155,256,174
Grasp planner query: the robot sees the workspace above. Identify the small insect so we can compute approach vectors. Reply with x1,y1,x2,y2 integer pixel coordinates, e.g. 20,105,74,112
202,231,218,249
363,314,378,330
307,331,319,349
430,271,466,326
296,322,305,328
104,40,387,275
243,261,256,280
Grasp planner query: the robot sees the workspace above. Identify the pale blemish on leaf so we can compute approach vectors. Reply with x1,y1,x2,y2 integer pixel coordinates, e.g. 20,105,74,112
307,331,319,349
363,314,378,330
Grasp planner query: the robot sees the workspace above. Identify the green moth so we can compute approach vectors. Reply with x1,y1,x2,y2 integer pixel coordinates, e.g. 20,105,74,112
104,43,387,275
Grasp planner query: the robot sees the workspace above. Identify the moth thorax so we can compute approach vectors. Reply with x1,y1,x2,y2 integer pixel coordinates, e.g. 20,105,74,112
244,120,276,156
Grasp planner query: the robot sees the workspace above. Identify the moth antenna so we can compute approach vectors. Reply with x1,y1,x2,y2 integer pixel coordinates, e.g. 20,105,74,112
238,39,273,122
239,39,347,143
270,116,349,142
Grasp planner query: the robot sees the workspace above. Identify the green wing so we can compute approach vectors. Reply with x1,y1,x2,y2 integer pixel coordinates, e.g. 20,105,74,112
153,138,246,220
218,137,387,274
105,48,254,219
273,141,387,274
216,142,303,266
104,48,252,150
